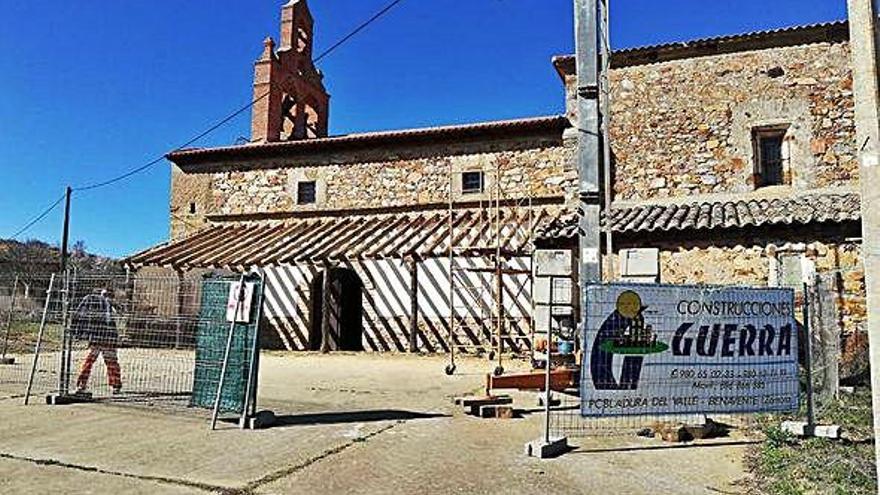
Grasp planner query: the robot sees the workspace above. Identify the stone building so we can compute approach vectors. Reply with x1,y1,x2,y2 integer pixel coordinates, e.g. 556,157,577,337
128,2,864,360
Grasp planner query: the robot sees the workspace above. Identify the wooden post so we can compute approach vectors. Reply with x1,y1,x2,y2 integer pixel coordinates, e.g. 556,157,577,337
60,187,72,274
175,269,186,349
409,258,419,353
320,264,332,353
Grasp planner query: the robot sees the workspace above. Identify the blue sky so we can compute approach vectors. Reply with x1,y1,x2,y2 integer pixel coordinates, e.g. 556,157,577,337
0,0,846,257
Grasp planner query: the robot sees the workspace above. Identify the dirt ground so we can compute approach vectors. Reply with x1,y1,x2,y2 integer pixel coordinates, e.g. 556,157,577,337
0,353,751,494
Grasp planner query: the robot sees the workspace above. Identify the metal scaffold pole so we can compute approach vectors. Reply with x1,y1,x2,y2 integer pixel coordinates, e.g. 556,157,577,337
211,274,247,430
24,274,56,405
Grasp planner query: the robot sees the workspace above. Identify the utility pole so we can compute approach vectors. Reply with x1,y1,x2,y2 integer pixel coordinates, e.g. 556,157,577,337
526,0,606,459
575,0,604,286
599,0,613,281
846,0,880,486
59,186,72,273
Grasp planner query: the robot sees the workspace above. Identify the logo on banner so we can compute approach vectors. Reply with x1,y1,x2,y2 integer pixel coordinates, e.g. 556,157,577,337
589,290,668,390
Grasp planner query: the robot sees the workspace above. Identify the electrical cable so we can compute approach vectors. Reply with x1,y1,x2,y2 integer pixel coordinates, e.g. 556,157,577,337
7,194,66,240
5,0,406,239
73,0,405,193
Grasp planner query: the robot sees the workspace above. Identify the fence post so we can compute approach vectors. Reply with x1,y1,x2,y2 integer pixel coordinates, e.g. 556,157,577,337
175,270,185,350
1,276,19,364
58,270,73,396
241,272,265,428
24,274,55,405
802,282,816,428
543,277,555,444
211,274,247,430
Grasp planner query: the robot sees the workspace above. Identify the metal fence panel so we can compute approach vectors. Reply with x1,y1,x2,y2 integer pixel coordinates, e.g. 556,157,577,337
549,282,802,437
0,274,63,400
1,271,264,423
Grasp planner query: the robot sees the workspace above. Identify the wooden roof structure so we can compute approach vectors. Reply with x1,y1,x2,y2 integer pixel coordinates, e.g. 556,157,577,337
126,208,555,270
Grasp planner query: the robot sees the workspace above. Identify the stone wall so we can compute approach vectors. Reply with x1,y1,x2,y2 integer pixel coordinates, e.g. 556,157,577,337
170,135,576,239
606,234,866,336
563,40,857,200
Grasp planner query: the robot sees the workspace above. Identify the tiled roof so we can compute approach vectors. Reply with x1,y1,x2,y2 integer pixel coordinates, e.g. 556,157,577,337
537,192,861,240
553,20,848,72
168,115,570,165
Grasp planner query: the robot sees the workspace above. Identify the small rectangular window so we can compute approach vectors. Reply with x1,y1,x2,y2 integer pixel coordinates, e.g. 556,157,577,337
778,253,803,289
753,128,787,187
461,171,484,194
297,181,316,205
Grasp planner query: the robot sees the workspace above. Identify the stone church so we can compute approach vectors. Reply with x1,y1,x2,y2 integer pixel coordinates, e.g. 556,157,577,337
128,1,865,361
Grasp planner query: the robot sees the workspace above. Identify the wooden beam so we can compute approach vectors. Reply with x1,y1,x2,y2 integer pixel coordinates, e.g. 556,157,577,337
409,258,419,353
320,264,332,353
241,220,316,266
349,216,412,259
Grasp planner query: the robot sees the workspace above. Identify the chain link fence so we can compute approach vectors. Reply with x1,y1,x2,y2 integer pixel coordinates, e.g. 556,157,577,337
0,271,264,425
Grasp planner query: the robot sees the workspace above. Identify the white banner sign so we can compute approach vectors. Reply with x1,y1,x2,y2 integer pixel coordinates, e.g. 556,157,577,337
226,282,256,323
581,284,799,417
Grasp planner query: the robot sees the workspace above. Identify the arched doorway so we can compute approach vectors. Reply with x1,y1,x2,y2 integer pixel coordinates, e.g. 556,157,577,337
309,267,364,351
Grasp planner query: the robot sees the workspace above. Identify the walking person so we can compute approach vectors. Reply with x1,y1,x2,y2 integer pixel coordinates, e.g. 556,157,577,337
72,289,122,394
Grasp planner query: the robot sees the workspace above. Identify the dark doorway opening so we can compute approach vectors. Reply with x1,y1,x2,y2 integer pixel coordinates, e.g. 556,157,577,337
308,267,364,351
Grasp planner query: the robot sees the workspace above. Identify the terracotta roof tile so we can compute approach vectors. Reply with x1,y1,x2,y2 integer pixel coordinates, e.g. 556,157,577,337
168,115,570,164
537,192,861,240
553,20,848,71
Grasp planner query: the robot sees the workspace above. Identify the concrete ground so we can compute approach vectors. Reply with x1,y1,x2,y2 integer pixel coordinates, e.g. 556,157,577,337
0,353,752,494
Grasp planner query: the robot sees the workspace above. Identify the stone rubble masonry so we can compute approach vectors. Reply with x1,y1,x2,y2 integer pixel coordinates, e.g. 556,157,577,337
173,38,858,238
170,135,577,239
562,40,857,201
605,238,865,336
165,29,867,350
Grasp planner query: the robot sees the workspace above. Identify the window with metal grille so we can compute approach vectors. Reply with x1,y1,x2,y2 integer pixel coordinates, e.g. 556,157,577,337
753,128,788,187
461,171,484,194
297,181,317,205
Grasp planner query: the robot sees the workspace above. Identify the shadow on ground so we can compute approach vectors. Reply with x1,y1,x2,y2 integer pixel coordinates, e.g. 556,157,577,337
264,409,449,428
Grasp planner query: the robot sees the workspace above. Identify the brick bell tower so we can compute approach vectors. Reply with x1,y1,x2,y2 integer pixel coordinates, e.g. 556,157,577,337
251,0,330,142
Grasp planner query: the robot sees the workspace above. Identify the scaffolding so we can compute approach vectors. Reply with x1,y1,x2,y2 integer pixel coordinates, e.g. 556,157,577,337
445,158,537,376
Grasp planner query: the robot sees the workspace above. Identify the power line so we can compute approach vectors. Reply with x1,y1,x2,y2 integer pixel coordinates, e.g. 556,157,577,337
5,0,406,240
7,194,66,240
74,98,257,192
313,0,404,63
73,0,405,193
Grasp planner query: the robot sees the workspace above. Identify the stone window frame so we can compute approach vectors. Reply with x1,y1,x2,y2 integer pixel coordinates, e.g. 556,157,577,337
752,124,792,188
768,244,816,289
732,99,813,191
288,170,327,210
451,165,495,202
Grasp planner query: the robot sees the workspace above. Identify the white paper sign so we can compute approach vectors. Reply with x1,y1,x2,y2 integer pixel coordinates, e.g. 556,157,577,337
581,284,799,417
226,282,255,323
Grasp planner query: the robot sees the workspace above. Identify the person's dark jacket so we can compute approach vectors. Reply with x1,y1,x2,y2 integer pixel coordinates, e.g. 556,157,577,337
70,294,118,346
